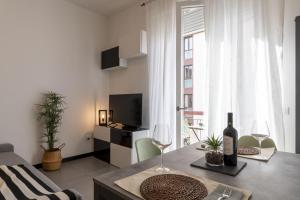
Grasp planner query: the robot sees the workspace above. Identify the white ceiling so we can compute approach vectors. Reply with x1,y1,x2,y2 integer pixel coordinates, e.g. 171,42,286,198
66,0,141,16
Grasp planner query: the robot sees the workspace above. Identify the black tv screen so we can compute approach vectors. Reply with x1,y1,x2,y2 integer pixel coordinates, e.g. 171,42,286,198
109,94,142,128
101,47,119,69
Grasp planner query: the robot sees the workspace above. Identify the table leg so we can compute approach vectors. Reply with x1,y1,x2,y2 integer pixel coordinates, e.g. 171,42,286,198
191,128,201,142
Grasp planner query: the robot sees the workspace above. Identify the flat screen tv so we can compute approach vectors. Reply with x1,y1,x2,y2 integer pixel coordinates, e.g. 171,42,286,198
109,94,142,128
101,47,119,70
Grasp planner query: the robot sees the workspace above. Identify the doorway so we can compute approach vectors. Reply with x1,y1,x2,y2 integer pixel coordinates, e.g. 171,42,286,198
176,1,207,148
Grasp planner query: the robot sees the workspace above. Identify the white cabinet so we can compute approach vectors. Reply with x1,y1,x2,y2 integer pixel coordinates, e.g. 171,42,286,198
93,126,148,168
119,30,147,59
94,126,110,142
110,143,133,168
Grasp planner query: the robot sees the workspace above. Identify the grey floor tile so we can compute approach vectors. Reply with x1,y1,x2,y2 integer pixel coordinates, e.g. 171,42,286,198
39,156,117,200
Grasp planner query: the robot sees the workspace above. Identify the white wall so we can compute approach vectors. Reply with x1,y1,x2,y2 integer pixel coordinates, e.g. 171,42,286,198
107,4,149,128
0,0,109,164
282,0,300,153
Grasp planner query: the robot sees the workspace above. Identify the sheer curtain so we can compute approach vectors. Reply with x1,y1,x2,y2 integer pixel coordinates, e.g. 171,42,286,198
146,0,177,150
204,0,286,150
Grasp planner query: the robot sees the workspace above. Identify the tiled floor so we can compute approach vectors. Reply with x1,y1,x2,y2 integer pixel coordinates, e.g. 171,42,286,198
40,157,117,200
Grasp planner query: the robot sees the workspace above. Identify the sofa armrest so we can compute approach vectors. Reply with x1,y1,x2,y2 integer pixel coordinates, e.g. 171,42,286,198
0,143,14,153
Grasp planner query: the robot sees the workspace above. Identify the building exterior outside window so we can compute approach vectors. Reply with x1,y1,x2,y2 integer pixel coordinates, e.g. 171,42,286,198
184,65,193,80
184,36,193,59
184,94,193,109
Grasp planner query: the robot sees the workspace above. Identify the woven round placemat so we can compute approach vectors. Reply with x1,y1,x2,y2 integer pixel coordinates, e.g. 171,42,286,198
140,174,208,200
238,146,260,155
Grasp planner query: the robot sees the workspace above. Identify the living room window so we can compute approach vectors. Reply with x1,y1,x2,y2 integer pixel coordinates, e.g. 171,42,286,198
178,4,206,147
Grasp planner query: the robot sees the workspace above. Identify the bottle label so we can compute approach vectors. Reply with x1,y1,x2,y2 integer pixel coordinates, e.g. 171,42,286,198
223,136,233,155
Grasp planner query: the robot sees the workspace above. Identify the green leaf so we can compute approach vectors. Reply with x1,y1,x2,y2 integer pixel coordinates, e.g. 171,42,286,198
37,91,66,150
204,134,223,151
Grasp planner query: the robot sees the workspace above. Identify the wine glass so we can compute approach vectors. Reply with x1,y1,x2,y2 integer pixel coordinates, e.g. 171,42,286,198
152,124,172,173
251,121,270,154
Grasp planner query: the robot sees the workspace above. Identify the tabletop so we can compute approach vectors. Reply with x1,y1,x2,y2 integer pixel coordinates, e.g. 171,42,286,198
93,143,300,200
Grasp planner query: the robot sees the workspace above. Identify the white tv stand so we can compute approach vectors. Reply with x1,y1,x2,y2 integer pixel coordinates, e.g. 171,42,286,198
93,125,149,168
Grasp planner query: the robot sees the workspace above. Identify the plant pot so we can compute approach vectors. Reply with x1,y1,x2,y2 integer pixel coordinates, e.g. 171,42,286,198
42,148,62,171
205,150,223,166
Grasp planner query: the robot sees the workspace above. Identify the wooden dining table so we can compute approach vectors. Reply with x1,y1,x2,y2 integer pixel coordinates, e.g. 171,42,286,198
93,143,300,200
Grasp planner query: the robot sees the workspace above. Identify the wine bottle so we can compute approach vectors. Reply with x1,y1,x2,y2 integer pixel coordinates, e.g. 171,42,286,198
223,113,238,166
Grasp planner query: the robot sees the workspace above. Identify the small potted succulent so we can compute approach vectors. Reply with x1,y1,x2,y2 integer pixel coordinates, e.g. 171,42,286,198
204,135,223,166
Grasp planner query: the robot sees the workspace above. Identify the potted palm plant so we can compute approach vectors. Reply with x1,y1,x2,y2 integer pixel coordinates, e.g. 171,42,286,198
204,135,223,166
37,92,66,171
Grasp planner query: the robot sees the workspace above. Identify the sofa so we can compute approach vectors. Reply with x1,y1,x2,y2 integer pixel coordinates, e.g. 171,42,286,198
0,143,82,199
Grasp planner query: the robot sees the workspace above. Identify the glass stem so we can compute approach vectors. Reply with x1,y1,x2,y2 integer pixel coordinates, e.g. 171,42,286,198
259,140,262,154
160,149,164,169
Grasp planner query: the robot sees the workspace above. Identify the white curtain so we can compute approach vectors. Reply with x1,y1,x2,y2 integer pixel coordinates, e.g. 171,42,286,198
147,0,177,150
204,0,286,150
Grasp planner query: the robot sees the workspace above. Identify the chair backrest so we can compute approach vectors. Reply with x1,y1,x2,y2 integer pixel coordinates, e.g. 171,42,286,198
261,138,277,149
135,138,161,162
238,135,259,147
